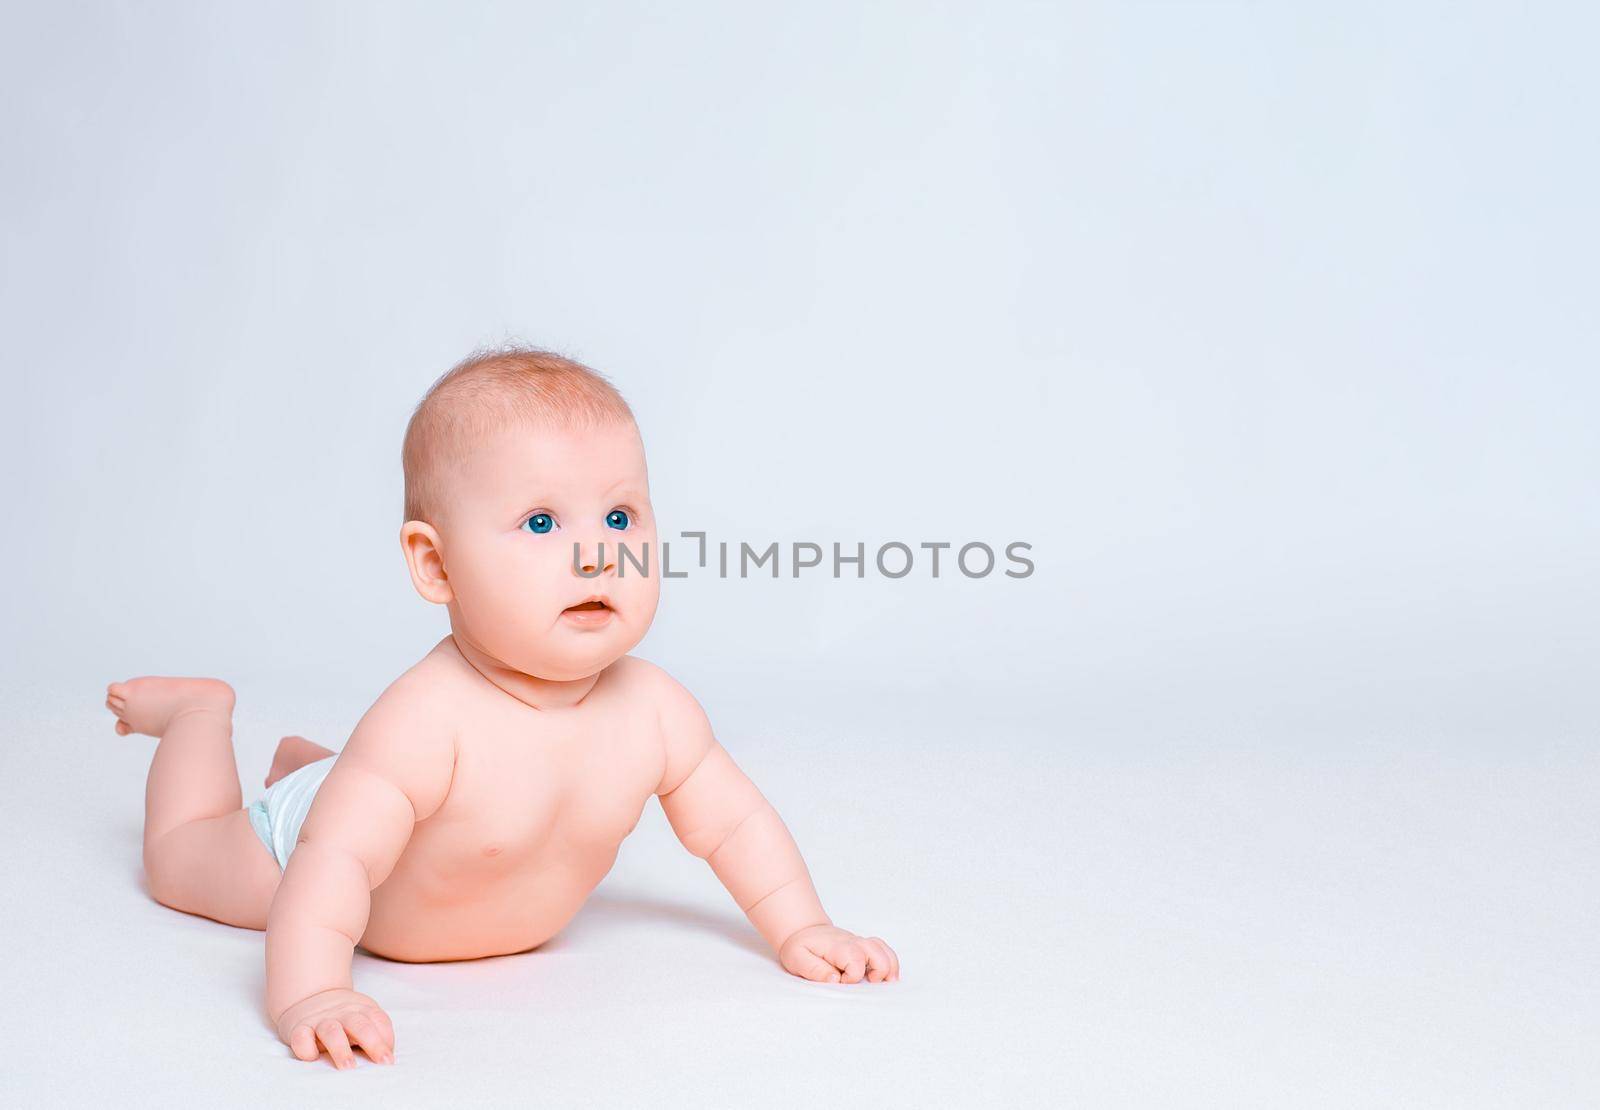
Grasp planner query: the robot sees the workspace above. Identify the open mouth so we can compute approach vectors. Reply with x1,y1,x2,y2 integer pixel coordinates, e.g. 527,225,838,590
561,596,614,624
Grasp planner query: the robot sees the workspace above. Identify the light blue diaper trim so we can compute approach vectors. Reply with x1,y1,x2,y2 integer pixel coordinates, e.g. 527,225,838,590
246,754,338,870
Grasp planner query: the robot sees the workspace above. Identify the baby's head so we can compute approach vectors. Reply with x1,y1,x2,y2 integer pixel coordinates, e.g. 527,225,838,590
399,345,660,682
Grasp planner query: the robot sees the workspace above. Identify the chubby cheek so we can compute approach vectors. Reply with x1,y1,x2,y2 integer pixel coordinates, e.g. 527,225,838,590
614,531,662,621
616,572,661,632
454,540,567,640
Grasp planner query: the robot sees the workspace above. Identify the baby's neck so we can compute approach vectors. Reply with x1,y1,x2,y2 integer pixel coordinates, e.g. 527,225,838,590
446,631,601,711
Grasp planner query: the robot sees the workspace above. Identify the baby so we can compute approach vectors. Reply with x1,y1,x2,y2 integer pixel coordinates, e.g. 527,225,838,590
103,347,899,1069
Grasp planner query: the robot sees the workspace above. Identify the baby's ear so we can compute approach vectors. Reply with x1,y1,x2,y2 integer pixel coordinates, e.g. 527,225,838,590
400,521,454,605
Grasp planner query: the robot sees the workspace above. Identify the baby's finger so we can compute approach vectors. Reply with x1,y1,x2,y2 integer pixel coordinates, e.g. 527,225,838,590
857,937,885,981
289,1024,320,1062
861,938,893,982
316,1019,355,1069
790,947,842,983
868,936,900,981
826,940,868,983
345,1013,391,1063
370,1008,396,1052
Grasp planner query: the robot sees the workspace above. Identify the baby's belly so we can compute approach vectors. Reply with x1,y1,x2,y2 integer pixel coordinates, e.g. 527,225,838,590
357,832,625,963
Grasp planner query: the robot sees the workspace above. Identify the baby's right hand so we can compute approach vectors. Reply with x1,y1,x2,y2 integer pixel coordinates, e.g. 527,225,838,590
274,988,395,1068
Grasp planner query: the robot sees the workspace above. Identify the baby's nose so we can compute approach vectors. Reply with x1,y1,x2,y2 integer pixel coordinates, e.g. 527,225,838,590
573,542,617,577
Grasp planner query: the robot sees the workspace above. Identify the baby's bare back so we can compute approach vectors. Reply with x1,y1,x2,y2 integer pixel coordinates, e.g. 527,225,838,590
358,642,666,962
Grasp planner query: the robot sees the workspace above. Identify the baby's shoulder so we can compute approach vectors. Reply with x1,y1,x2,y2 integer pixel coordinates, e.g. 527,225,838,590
603,654,698,710
611,657,716,794
604,652,669,687
381,639,468,706
335,644,460,820
353,640,469,738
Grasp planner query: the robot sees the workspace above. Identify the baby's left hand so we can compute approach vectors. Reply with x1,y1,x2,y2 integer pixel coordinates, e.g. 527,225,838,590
779,925,899,983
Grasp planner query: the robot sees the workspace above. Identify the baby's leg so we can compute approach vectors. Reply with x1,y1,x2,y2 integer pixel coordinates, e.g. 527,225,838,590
105,676,282,930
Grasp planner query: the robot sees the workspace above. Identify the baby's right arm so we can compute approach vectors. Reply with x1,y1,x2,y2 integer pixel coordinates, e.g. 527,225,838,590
264,676,455,1067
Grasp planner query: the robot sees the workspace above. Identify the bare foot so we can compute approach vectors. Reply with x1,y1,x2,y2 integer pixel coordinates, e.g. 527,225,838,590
266,735,336,788
105,676,236,738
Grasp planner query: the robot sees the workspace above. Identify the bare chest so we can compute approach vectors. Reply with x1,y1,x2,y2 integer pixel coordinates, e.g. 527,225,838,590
408,693,664,875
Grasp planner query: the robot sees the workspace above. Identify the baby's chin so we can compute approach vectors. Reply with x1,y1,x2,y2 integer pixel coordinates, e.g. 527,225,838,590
525,658,623,683
518,635,641,682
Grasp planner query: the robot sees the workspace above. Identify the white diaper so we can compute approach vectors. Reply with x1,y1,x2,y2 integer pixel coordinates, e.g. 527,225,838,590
246,754,338,870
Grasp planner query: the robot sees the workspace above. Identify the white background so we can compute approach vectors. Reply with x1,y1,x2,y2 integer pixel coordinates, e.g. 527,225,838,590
2,3,1596,1107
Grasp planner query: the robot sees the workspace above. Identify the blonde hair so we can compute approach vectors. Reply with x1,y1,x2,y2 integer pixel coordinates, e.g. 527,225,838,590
401,343,635,525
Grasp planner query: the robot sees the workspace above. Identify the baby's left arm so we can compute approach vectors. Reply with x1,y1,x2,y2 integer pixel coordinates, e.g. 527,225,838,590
651,672,899,985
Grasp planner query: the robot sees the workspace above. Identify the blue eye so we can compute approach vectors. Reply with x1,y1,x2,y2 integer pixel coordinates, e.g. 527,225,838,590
524,513,555,534
605,509,630,530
